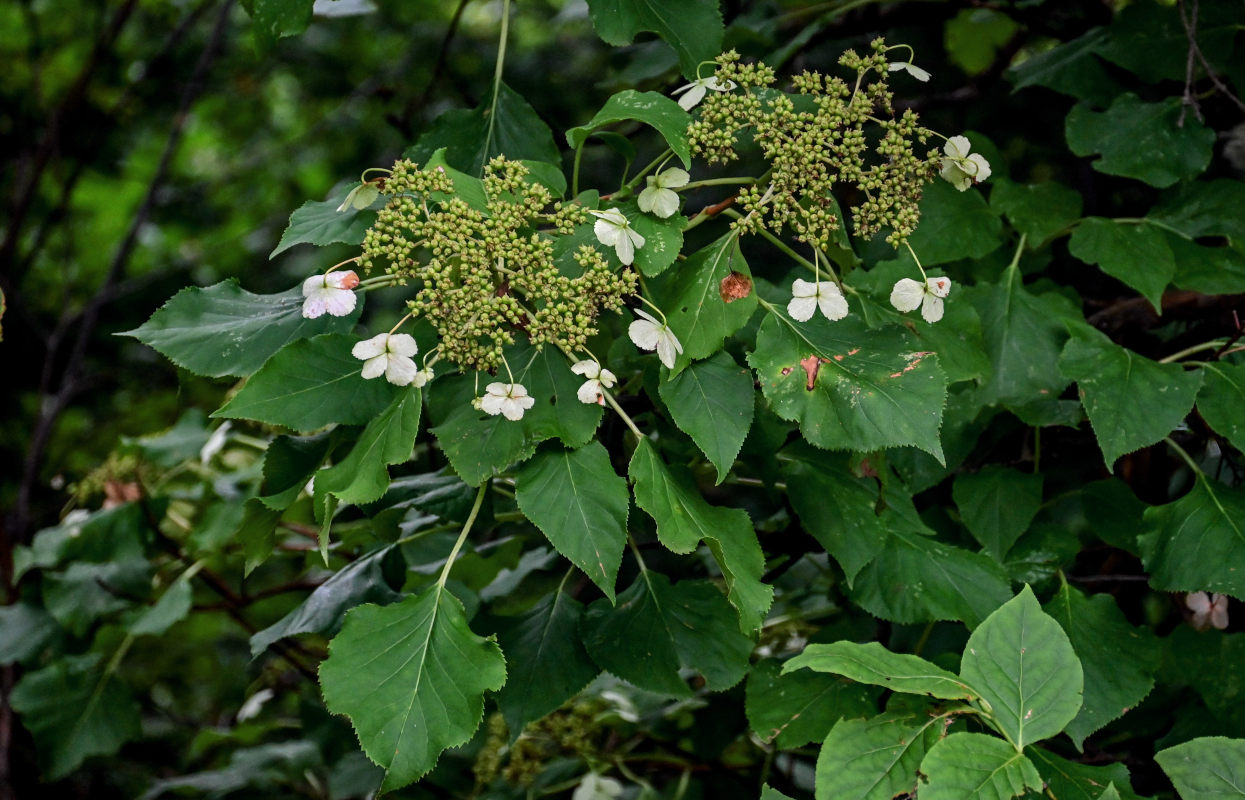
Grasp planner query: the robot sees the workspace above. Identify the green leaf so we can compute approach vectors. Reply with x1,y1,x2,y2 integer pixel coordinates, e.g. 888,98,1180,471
1029,747,1144,800
622,200,684,277
850,526,1013,629
427,344,603,486
1168,236,1245,295
918,732,1042,800
250,546,403,657
10,653,142,780
514,442,629,602
0,603,59,665
762,787,795,800
240,499,283,576
960,586,1084,749
127,579,193,637
1065,95,1215,188
1138,477,1245,599
1150,179,1245,241
990,180,1083,247
1199,363,1245,454
214,334,398,431
583,0,724,78
259,432,334,509
251,0,313,46
1006,28,1120,105
963,260,1074,407
944,9,1020,76
952,467,1044,562
745,657,877,748
629,438,771,633
1058,324,1201,468
1068,218,1176,311
492,590,600,739
581,573,752,697
1095,1,1238,84
43,559,151,636
649,233,757,374
566,90,693,167
748,312,947,462
906,179,1004,266
124,281,362,379
319,586,507,792
1044,583,1159,749
658,351,754,482
405,83,560,175
1155,737,1245,800
314,388,422,556
785,641,980,700
814,712,942,800
781,452,888,584
270,197,376,257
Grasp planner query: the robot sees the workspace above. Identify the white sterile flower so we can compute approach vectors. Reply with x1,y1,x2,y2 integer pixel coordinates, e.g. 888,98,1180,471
589,208,646,265
628,308,683,368
787,278,849,322
671,76,736,111
479,382,535,421
890,276,952,323
301,270,359,319
572,773,623,800
352,332,419,386
887,61,931,81
1186,591,1229,631
412,366,434,388
571,359,617,405
638,167,690,219
940,135,992,191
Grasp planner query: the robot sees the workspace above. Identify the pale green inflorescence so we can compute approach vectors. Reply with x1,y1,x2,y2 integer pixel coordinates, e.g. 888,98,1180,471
359,157,636,372
687,39,940,249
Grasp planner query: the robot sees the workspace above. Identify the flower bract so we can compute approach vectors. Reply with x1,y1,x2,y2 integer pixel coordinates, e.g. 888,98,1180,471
589,208,646,265
940,135,991,191
1186,591,1229,630
628,308,682,369
479,382,535,421
887,61,930,81
571,359,617,405
351,332,419,385
787,278,849,322
638,168,690,219
890,276,951,323
671,75,736,111
301,270,359,319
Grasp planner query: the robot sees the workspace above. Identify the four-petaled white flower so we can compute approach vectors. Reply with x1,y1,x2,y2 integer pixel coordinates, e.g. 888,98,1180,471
336,182,380,212
1186,591,1229,631
572,773,623,800
638,168,690,219
890,276,952,323
787,278,849,322
590,208,646,266
671,76,736,111
301,270,359,319
940,135,991,191
571,360,617,405
412,366,434,388
479,382,535,421
628,308,683,369
887,61,930,82
352,332,419,385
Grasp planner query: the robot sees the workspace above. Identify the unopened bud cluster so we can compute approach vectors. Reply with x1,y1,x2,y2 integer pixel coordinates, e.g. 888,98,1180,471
359,157,635,371
688,40,939,248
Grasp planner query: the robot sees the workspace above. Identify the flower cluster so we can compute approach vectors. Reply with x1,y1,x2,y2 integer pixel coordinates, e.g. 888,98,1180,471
686,42,940,249
357,157,636,371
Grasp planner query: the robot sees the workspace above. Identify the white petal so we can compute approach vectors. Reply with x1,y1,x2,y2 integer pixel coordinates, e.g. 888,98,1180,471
637,185,660,214
598,367,617,388
480,393,507,416
360,355,388,380
676,82,707,110
890,278,925,312
888,62,905,72
817,290,850,321
966,153,991,182
926,277,952,298
577,379,603,404
485,382,510,398
322,288,357,317
650,188,680,219
614,233,635,265
509,383,531,400
301,296,328,319
1210,595,1230,630
324,270,359,289
302,274,326,297
594,217,622,247
787,295,817,322
352,333,389,360
906,63,931,81
412,368,433,388
790,278,817,300
940,160,972,191
921,294,945,323
629,319,661,351
657,168,690,188
944,135,971,160
385,355,418,385
634,308,660,325
656,331,679,368
387,333,419,358
625,227,646,250
1186,592,1212,614
571,359,599,378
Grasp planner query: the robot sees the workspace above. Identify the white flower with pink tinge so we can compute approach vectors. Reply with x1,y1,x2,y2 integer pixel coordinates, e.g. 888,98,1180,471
628,309,682,369
480,382,535,421
352,333,419,386
890,276,952,323
787,279,849,322
1186,591,1229,631
571,360,617,405
940,136,991,191
301,270,359,319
